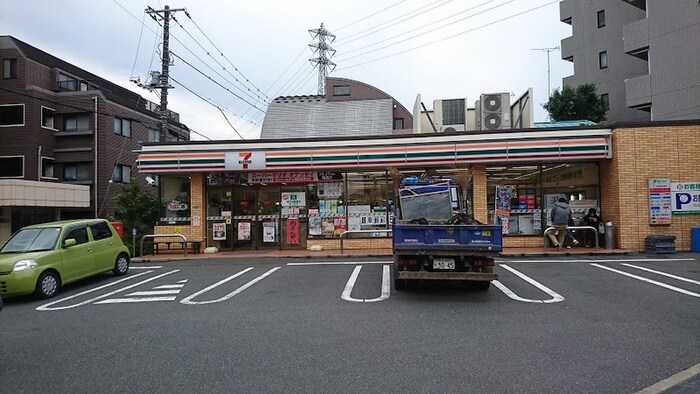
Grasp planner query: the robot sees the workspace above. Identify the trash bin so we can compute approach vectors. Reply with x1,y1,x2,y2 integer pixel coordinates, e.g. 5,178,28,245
691,227,700,252
110,221,124,238
604,222,614,250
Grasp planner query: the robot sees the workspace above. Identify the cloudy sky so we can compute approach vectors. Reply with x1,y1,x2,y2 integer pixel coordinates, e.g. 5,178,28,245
1,0,571,140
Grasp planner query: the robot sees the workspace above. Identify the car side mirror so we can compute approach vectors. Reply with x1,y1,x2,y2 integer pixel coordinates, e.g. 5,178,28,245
63,239,77,248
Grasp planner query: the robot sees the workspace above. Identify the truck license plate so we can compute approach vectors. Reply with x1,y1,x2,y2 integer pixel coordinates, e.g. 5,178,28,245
433,258,455,270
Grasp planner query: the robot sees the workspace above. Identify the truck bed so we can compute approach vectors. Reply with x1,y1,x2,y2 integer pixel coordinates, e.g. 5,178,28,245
392,223,503,255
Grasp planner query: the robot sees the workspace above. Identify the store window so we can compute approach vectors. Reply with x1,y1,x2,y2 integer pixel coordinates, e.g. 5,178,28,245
487,163,599,235
346,171,390,231
308,173,345,238
160,175,191,223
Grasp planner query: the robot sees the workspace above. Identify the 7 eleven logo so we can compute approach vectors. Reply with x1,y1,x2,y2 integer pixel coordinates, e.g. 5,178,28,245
239,152,252,169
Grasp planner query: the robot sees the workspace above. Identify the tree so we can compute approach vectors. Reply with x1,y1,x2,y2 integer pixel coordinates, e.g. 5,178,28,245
113,182,160,256
543,83,607,123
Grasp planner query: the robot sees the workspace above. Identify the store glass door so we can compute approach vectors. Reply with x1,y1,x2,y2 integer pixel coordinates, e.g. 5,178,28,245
233,188,256,250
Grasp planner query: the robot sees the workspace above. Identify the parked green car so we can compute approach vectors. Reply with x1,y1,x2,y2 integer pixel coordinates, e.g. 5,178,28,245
0,219,130,299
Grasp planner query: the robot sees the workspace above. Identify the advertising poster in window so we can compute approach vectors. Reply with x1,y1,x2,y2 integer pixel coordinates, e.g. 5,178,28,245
495,185,515,235
213,223,226,241
263,221,276,243
286,218,299,245
237,222,251,241
281,192,306,207
318,182,343,198
333,217,347,236
309,216,322,235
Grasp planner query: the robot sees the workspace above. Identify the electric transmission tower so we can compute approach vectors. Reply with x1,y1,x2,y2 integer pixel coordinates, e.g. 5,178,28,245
309,23,336,95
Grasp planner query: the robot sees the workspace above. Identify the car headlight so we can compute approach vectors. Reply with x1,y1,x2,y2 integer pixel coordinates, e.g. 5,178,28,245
13,259,38,272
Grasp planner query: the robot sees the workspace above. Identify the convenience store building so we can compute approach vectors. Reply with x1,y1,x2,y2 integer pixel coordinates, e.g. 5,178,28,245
136,121,700,252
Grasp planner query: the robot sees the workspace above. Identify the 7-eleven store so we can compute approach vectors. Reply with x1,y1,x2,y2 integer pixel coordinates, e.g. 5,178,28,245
135,122,700,252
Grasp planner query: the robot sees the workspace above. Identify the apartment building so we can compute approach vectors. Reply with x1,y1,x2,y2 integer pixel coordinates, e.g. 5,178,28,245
0,36,189,238
559,0,700,122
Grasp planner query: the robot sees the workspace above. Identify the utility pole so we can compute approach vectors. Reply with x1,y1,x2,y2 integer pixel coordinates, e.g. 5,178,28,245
532,46,560,97
309,23,336,95
146,5,186,142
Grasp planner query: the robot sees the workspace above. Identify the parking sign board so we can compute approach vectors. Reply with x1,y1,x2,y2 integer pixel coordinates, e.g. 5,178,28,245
671,182,700,214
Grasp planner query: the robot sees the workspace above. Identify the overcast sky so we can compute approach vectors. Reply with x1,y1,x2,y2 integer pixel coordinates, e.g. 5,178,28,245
1,0,572,141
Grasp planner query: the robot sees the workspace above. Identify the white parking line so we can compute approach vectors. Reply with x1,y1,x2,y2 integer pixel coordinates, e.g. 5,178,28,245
590,263,700,298
36,270,179,311
95,297,176,304
493,264,565,304
124,290,181,296
620,263,700,286
287,261,391,266
130,266,163,269
341,265,391,303
505,258,695,264
180,267,280,305
153,284,185,289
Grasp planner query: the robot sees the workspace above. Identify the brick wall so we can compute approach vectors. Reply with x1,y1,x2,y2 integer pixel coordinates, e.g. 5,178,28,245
605,125,700,251
306,237,392,251
472,164,488,223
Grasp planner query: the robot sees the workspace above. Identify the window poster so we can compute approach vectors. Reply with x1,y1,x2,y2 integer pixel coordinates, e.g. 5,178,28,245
333,217,347,236
286,218,299,245
495,185,515,234
309,216,322,235
263,221,276,243
237,222,251,241
322,218,335,236
213,223,226,241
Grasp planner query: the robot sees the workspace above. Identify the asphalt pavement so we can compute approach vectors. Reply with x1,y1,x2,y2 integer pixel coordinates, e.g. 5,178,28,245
1,254,698,393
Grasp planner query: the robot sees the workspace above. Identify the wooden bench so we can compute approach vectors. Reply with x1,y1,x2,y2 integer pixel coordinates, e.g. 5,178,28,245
153,239,202,255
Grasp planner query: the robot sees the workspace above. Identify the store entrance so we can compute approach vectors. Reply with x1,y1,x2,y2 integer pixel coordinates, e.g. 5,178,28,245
232,187,280,250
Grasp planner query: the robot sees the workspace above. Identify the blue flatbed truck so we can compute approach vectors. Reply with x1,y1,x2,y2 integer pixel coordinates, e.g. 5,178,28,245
392,178,503,291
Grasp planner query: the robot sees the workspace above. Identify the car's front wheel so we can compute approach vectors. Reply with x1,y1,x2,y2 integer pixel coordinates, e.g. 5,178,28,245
35,271,60,299
113,253,130,276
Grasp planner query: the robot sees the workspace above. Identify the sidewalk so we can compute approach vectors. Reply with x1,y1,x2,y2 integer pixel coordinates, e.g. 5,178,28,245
132,246,634,262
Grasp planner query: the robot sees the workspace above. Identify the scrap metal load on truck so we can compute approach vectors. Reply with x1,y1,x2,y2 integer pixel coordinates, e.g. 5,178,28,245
392,176,502,291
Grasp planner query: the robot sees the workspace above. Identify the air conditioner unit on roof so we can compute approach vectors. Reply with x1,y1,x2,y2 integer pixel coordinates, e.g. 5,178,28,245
480,93,511,130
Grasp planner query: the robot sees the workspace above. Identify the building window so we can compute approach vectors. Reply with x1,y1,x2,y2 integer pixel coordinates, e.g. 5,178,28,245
64,114,90,132
148,129,160,142
597,10,606,28
333,85,350,96
58,73,78,91
41,157,55,179
0,104,25,126
160,175,191,223
64,163,91,182
599,51,608,69
41,106,56,130
442,99,465,125
114,117,132,138
601,93,610,111
112,164,131,183
3,59,17,79
0,156,24,178
79,82,88,91
393,118,404,130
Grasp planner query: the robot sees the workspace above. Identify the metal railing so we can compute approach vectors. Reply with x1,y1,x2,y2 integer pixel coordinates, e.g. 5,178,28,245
339,229,392,253
140,233,188,257
543,226,598,249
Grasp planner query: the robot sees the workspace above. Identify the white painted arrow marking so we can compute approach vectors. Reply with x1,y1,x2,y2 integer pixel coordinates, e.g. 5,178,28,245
341,265,391,303
591,263,700,298
493,264,565,304
180,267,280,305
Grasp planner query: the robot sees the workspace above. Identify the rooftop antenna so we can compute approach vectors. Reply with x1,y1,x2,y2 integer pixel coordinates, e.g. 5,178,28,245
532,46,560,97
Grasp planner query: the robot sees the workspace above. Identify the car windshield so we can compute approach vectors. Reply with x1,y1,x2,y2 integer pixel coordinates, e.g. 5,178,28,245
0,227,62,253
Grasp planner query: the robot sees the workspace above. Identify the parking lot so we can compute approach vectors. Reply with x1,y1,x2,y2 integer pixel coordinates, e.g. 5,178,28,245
2,254,699,393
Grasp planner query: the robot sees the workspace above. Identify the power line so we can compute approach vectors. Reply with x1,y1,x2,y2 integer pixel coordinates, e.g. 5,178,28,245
182,10,271,102
338,0,558,70
336,0,451,46
335,0,410,32
265,46,309,96
336,0,512,61
130,9,147,77
170,51,266,112
171,14,269,105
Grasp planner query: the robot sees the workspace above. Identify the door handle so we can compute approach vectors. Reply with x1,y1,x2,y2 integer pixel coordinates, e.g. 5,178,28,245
87,248,92,252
